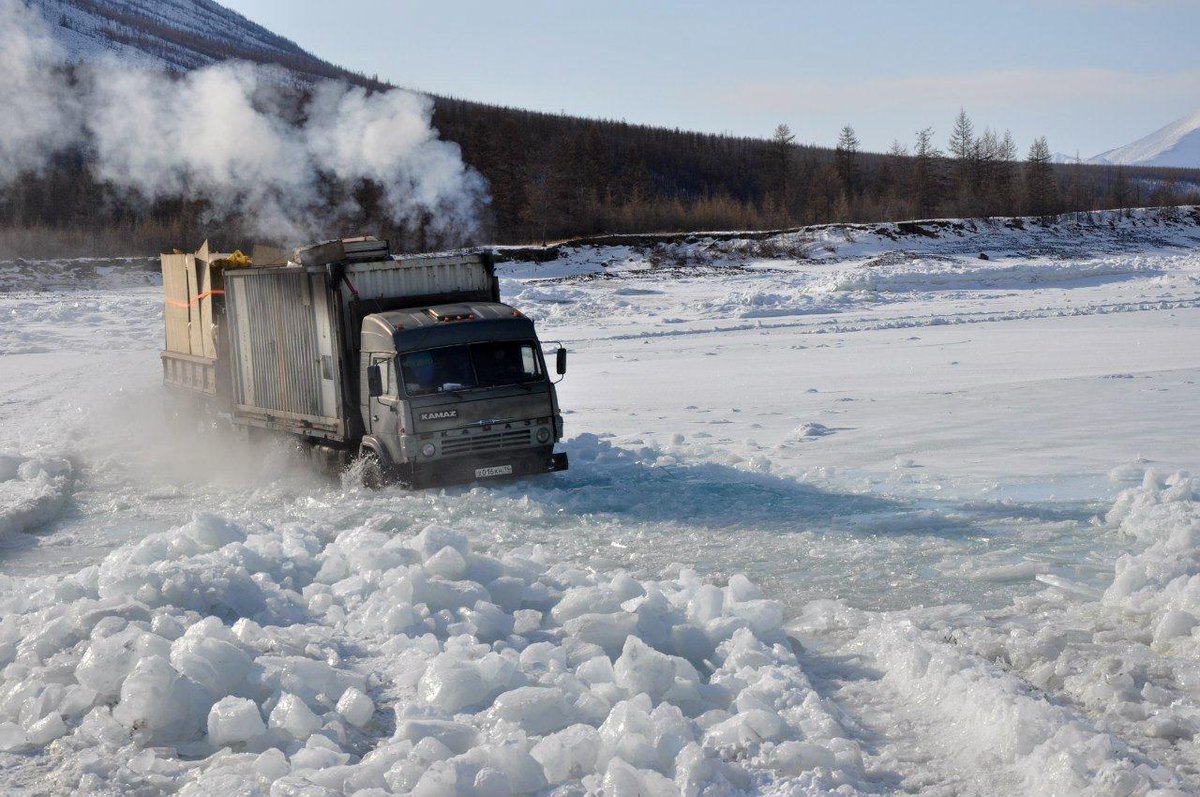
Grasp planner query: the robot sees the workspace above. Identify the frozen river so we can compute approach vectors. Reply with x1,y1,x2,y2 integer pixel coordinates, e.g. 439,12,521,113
2,209,1199,795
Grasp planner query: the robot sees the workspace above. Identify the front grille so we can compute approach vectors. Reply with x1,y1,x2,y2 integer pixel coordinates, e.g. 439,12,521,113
441,428,532,456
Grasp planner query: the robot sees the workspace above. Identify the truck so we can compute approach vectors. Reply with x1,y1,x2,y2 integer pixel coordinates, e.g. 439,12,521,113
159,236,568,488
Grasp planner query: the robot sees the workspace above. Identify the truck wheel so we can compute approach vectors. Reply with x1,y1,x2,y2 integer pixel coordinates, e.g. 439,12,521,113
359,451,386,490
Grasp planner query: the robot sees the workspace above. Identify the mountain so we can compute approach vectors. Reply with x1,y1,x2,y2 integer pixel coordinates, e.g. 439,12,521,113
1092,108,1200,168
31,0,367,82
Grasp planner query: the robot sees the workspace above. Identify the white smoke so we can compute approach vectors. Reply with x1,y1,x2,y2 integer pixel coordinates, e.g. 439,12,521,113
0,0,487,243
0,0,80,182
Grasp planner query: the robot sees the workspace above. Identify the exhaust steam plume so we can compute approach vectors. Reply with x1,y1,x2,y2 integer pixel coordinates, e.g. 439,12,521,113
0,0,488,245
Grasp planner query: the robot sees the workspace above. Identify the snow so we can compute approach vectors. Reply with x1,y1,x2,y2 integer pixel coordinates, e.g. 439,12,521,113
1,207,1199,794
29,0,318,76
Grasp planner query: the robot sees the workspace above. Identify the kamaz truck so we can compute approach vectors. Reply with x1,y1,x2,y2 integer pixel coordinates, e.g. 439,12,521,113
159,237,568,487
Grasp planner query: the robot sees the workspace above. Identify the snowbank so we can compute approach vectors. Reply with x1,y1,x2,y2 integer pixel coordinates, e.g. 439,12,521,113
490,208,1200,336
0,511,869,794
804,254,1164,295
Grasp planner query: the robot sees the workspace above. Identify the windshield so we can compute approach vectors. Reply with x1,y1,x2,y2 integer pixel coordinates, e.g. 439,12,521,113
400,341,544,396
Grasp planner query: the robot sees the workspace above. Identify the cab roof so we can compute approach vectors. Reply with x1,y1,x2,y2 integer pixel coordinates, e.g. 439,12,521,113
361,302,536,353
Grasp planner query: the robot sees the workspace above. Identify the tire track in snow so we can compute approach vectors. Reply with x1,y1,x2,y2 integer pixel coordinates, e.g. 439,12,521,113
793,607,1190,797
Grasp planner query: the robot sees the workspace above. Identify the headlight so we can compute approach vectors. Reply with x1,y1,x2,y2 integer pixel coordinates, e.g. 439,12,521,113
421,442,437,458
536,427,552,444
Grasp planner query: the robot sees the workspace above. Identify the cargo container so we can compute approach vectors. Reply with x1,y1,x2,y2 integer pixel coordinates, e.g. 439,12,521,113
160,237,568,487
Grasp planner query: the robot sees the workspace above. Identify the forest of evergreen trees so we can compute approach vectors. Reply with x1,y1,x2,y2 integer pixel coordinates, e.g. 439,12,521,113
3,13,1199,257
436,102,1200,246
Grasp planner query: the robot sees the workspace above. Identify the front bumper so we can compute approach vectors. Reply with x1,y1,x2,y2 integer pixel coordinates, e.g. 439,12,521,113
403,446,568,489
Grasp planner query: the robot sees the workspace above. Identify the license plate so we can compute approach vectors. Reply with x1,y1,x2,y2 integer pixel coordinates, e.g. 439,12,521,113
475,465,513,479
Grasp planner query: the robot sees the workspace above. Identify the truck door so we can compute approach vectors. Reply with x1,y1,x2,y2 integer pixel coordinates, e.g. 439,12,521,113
365,353,393,434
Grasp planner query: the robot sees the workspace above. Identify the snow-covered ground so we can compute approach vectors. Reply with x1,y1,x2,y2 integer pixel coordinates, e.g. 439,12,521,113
1,208,1199,795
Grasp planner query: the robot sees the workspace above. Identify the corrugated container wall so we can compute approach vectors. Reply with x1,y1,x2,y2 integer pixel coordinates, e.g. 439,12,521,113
224,269,344,438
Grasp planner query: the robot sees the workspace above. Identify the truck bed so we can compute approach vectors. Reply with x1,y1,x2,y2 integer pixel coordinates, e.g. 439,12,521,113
161,351,218,396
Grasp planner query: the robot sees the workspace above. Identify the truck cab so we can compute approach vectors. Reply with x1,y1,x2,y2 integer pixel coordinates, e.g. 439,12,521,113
359,302,568,487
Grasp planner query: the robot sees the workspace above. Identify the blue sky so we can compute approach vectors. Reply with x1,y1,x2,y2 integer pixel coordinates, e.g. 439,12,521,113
223,0,1200,157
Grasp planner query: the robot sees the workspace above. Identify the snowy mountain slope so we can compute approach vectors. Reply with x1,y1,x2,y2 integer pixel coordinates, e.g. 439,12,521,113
1093,107,1200,168
29,0,352,79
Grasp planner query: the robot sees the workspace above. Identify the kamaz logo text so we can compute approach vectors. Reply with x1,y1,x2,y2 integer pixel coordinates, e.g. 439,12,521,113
419,410,459,421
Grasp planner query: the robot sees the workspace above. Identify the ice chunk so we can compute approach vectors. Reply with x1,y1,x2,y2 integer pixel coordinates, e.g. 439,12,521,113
669,623,714,669
731,599,784,636
488,686,574,735
614,637,677,702
394,719,479,755
471,766,511,796
601,757,677,797
413,577,491,613
726,574,762,602
562,611,638,656
336,687,374,728
687,585,724,625
171,635,253,698
597,696,663,772
410,736,456,765
703,708,786,750
674,741,731,795
531,724,601,784
410,525,470,560
254,748,290,779
255,655,365,707
576,654,617,686
610,573,646,603
75,629,142,699
186,513,245,549
112,655,212,744
291,737,350,770
464,601,515,642
769,740,837,775
426,546,468,580
26,713,67,746
0,721,27,752
418,656,490,713
552,586,621,624
1153,609,1197,645
411,759,464,796
485,577,526,613
269,693,322,741
58,685,98,721
480,742,547,794
0,454,72,536
206,696,266,747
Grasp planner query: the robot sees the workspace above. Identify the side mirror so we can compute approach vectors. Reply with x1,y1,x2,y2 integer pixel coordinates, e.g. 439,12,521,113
555,348,567,376
367,364,383,398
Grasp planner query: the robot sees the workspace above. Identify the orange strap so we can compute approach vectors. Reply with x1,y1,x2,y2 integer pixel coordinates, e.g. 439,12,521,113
164,289,224,308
